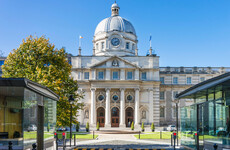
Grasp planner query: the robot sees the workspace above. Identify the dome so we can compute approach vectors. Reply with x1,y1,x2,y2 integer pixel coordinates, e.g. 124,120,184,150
94,16,136,36
111,3,119,9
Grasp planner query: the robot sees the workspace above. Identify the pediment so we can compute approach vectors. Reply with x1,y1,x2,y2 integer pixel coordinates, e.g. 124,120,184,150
89,56,140,69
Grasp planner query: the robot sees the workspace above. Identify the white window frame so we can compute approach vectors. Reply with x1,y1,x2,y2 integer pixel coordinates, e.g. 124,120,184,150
187,77,192,84
98,71,104,80
173,77,178,84
160,77,165,84
84,72,89,80
112,71,119,80
141,72,147,80
127,71,133,80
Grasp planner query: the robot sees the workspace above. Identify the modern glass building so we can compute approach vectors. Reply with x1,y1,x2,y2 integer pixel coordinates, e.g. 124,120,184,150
0,78,59,150
176,72,230,150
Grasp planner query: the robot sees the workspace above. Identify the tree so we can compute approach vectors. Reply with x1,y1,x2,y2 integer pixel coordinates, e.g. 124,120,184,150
2,35,83,127
131,122,134,130
141,122,145,132
96,122,100,131
86,122,89,132
151,122,155,132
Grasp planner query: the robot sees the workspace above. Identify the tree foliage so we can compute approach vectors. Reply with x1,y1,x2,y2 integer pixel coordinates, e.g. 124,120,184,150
2,35,83,127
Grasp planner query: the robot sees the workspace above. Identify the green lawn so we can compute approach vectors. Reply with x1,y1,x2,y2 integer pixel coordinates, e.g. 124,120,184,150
56,132,98,139
134,132,180,139
24,132,53,140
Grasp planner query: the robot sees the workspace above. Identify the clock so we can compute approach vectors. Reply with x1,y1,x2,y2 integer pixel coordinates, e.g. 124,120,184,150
111,38,120,46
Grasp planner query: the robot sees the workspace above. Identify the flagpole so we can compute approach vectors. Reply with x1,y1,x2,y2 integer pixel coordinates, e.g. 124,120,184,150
150,34,152,48
79,36,81,48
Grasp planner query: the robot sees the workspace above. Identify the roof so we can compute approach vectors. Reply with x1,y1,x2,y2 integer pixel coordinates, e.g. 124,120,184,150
0,78,59,101
176,72,230,99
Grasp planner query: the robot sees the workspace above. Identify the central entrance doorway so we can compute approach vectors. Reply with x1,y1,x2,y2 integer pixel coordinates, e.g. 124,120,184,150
126,107,134,127
111,107,119,127
97,107,105,127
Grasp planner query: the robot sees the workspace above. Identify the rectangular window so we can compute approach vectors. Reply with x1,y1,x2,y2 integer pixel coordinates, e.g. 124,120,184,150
141,72,147,80
187,77,192,84
113,71,119,80
98,71,104,80
126,42,129,49
160,107,165,117
101,42,104,50
0,60,4,66
132,44,135,50
127,71,133,80
173,77,178,84
160,91,165,100
160,77,165,84
84,72,89,80
200,77,205,82
173,91,178,99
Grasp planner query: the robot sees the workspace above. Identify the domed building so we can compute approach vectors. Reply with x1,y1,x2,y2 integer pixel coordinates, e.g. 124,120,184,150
70,2,227,128
71,2,160,128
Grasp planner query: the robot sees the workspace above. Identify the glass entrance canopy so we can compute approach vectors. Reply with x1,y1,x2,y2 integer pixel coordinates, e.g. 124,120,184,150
176,72,230,150
0,78,59,150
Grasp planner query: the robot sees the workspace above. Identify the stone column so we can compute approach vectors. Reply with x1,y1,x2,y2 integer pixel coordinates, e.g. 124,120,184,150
90,88,96,125
135,88,140,126
120,88,125,127
105,88,111,127
148,88,154,123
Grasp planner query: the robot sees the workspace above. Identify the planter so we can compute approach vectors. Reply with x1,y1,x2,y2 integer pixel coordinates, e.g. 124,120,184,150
76,129,79,132
97,129,99,131
152,130,155,132
142,129,145,132
86,129,89,132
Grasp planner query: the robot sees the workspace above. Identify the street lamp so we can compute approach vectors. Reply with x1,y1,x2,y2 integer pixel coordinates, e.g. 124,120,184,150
175,98,179,146
69,95,75,147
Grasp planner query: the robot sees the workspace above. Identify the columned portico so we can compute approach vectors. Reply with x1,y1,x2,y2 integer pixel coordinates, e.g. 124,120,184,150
134,88,140,126
119,88,125,127
90,88,96,125
105,88,111,127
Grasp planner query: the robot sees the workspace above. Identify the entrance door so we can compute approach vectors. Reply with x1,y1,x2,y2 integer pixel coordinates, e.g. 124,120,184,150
111,107,119,127
97,107,105,127
126,107,134,127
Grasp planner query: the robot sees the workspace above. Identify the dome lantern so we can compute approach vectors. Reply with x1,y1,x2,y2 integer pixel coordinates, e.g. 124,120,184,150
111,2,120,16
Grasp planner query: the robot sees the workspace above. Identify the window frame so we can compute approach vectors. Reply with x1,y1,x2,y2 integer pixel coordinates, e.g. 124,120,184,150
173,77,178,84
160,91,165,100
160,77,165,84
84,72,89,80
187,77,192,84
141,72,147,80
126,42,130,49
127,71,133,80
98,71,104,80
112,71,119,80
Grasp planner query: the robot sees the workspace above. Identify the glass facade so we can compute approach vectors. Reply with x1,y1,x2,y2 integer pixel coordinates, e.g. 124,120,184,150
180,85,230,149
0,86,57,149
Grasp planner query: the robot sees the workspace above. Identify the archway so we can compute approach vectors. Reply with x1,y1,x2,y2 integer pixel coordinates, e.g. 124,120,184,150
111,107,119,127
97,107,105,127
126,107,134,127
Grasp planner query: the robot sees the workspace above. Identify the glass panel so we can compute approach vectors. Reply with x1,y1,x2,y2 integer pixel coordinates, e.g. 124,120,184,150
113,71,119,80
160,92,164,100
84,72,89,79
141,72,146,80
173,77,178,84
160,77,164,84
0,87,24,147
127,72,133,80
98,72,104,80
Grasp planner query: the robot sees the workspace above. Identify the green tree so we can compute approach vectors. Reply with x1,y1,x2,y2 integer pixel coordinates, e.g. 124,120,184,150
141,122,145,132
151,122,155,132
96,122,100,131
86,122,89,132
2,35,83,127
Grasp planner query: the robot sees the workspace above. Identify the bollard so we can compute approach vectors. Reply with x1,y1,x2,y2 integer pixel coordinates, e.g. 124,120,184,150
62,132,66,150
173,133,176,150
194,132,199,150
160,131,162,139
171,134,173,146
55,133,58,150
74,134,76,146
93,131,94,139
32,143,37,150
213,144,218,150
139,131,140,139
8,141,13,150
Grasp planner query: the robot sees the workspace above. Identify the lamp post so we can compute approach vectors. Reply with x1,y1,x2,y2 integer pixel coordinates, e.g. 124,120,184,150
69,95,75,147
175,98,179,146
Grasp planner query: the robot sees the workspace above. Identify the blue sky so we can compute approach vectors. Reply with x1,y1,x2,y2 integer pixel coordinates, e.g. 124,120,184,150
0,0,229,67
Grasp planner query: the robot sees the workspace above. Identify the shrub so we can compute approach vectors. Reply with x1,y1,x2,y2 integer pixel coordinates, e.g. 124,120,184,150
141,122,145,132
47,123,50,132
96,122,100,131
86,122,89,132
131,122,134,130
151,122,155,132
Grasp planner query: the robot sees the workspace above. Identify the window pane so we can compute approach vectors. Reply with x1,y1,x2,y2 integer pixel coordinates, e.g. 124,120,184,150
187,77,192,84
126,42,129,49
160,92,165,100
160,77,164,84
98,72,104,79
127,72,132,80
173,77,178,84
160,107,165,117
113,71,118,80
84,72,89,79
142,72,146,80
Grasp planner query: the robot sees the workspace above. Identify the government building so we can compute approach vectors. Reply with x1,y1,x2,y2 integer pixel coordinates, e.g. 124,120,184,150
70,2,230,127
0,2,229,128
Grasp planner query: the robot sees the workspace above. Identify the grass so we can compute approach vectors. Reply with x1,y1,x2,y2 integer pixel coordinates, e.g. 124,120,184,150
24,131,53,140
134,131,180,139
56,132,98,139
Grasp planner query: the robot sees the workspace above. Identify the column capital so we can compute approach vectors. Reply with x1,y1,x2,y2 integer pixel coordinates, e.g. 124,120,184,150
105,88,111,91
120,88,125,92
135,88,140,91
90,88,96,91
